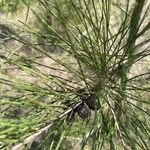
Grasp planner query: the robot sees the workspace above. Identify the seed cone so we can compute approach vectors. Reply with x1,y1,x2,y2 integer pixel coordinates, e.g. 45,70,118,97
75,103,91,120
84,94,98,111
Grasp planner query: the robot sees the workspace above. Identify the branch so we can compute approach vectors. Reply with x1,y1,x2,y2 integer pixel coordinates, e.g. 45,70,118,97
11,102,82,150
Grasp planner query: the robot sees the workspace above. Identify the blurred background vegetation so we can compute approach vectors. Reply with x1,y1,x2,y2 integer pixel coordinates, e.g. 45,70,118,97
0,0,150,150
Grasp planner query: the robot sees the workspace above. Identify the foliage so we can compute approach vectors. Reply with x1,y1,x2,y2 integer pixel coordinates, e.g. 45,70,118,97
0,0,36,13
0,0,150,149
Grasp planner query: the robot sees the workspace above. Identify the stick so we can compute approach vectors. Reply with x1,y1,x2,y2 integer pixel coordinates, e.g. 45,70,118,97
11,102,81,150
